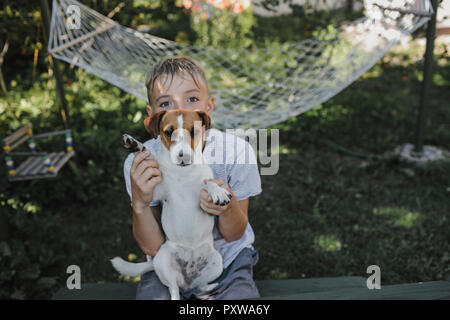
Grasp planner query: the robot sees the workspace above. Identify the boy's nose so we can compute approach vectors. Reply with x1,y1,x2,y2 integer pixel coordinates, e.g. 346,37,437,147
172,99,183,110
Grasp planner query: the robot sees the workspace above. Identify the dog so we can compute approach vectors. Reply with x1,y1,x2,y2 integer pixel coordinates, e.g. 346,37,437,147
111,109,231,300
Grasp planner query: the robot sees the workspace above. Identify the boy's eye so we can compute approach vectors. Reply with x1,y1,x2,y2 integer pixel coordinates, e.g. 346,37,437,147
187,97,199,103
160,101,170,108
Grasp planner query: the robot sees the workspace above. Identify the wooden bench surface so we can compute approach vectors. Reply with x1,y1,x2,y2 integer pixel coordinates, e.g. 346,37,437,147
52,277,450,300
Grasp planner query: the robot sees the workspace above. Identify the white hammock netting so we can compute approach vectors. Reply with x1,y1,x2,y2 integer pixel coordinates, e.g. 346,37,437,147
48,0,433,130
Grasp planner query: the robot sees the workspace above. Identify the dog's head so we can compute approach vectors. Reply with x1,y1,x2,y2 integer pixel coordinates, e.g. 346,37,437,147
144,109,211,167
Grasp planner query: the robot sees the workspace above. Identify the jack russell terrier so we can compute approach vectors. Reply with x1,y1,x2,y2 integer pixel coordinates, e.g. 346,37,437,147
111,109,231,300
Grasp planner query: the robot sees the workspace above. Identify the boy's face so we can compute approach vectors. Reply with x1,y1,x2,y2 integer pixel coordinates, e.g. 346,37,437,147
147,72,214,117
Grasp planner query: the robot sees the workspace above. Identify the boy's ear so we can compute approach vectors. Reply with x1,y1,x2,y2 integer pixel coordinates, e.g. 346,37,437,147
144,111,166,139
196,110,211,131
145,105,153,116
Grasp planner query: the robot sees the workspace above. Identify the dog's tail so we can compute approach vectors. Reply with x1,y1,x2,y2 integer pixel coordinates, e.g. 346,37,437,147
110,257,154,277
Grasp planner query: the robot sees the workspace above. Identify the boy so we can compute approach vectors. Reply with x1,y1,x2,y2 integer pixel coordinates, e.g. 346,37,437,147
123,56,262,300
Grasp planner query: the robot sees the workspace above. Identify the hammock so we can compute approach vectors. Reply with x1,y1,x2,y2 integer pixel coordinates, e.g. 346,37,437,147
48,0,433,130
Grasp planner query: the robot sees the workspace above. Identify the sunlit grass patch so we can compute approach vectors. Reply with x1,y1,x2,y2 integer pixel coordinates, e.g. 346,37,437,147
269,268,289,280
314,235,342,252
4,196,40,214
23,202,41,214
373,207,422,228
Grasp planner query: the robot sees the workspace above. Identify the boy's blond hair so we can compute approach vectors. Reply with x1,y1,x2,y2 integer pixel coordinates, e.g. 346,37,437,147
145,56,209,107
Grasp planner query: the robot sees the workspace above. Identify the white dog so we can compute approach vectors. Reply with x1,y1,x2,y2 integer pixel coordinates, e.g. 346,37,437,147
111,109,231,300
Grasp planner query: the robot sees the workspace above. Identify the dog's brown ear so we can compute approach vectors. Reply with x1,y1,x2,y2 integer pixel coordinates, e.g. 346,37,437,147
144,111,166,139
196,110,211,131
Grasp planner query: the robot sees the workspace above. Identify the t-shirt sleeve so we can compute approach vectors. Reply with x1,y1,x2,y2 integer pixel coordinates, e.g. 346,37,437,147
227,140,262,201
123,153,161,207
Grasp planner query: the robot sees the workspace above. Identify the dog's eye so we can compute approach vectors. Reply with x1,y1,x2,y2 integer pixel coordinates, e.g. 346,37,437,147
164,129,173,138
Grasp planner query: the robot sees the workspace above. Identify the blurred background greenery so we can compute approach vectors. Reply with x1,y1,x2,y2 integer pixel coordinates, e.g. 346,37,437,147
0,0,449,299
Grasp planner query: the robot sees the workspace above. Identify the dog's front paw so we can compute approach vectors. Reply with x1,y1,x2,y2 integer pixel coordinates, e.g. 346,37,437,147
204,181,232,206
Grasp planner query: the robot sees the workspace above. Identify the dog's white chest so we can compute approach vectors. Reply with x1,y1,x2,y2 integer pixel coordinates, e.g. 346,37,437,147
157,164,215,245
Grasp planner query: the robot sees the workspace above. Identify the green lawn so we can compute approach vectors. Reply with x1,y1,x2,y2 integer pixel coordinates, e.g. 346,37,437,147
0,38,449,299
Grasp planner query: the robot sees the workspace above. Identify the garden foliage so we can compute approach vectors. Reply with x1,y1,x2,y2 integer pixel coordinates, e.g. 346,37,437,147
0,0,449,299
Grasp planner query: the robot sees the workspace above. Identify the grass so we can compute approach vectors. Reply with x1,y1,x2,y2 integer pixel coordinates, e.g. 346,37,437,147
0,37,449,299
251,38,450,284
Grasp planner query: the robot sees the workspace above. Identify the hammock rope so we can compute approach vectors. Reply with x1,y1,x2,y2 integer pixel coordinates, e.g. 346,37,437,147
48,0,433,130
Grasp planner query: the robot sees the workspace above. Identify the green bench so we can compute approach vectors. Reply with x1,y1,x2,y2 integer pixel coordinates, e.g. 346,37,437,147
52,276,450,300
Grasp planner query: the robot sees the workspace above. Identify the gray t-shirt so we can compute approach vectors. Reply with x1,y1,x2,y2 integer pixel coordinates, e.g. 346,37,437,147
123,128,262,268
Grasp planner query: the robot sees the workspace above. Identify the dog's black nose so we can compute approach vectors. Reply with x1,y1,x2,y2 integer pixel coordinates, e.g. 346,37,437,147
178,150,183,158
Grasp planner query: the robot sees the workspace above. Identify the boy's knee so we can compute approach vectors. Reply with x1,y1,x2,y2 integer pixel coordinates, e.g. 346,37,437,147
209,248,260,300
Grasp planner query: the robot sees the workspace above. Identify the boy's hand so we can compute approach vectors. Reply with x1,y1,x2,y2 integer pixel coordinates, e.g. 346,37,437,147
200,179,234,216
130,151,162,213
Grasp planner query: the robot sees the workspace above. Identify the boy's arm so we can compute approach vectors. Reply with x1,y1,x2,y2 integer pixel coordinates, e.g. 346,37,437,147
200,180,249,242
128,151,165,256
132,204,165,256
217,197,249,242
